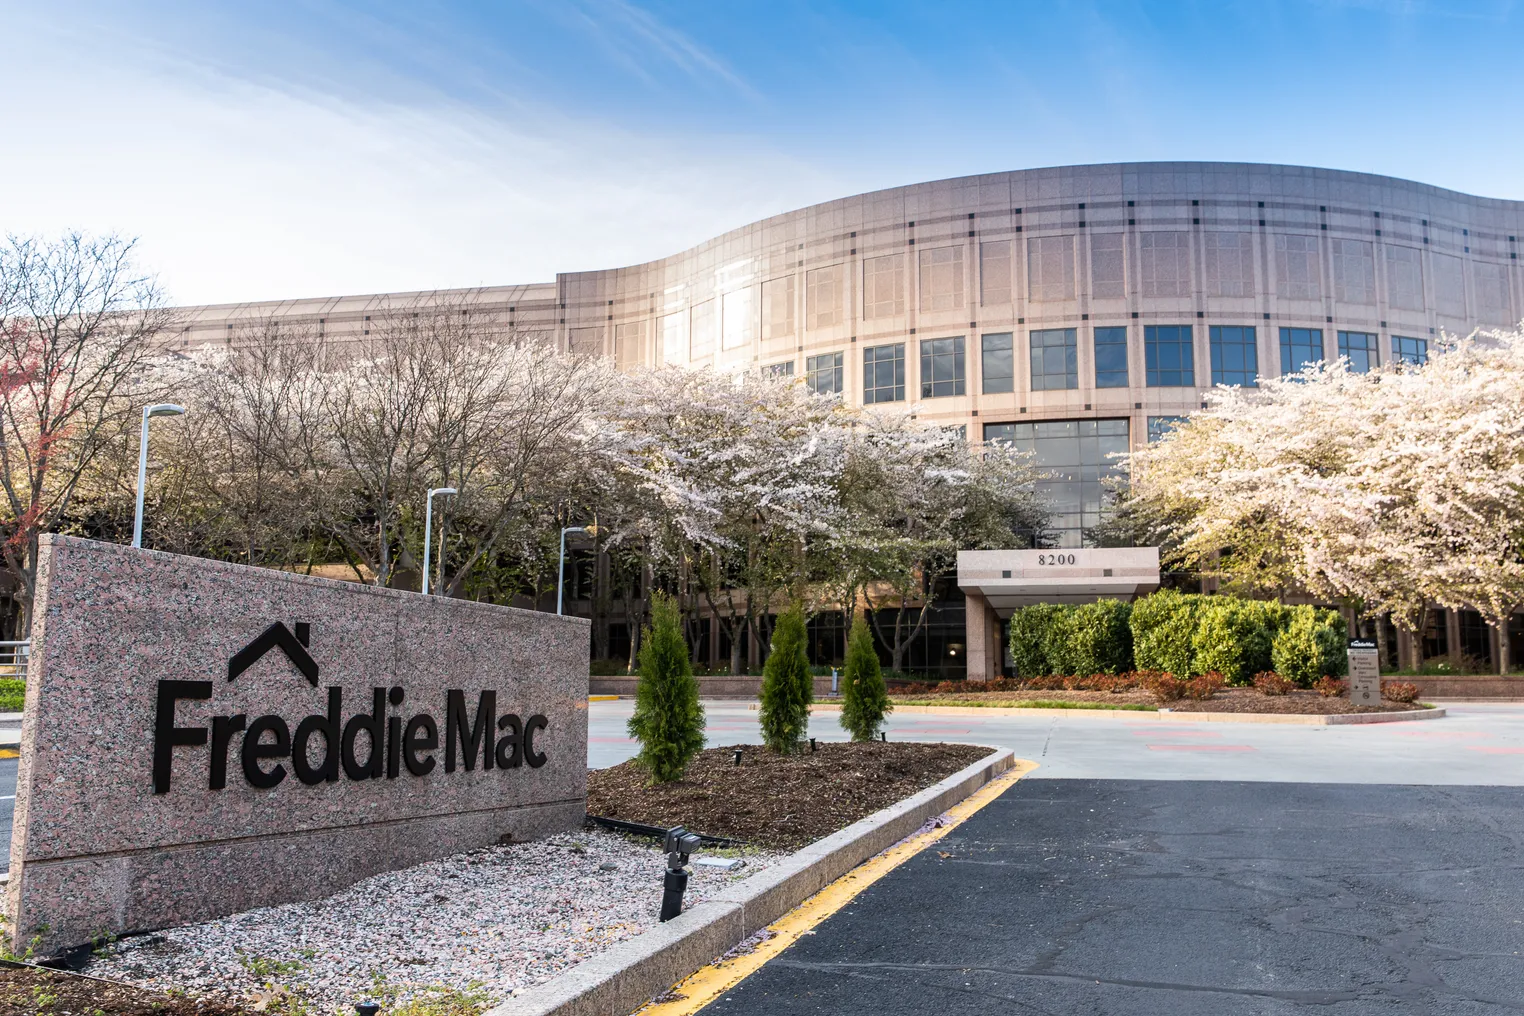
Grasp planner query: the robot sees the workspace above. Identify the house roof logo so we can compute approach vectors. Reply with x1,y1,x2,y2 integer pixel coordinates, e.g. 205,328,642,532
228,622,319,686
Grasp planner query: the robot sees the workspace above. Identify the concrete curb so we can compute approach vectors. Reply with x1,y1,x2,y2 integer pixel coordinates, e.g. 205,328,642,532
804,702,1446,726
486,747,1017,1016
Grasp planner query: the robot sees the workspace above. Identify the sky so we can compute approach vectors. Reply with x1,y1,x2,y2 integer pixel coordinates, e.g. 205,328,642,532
5,1,1522,306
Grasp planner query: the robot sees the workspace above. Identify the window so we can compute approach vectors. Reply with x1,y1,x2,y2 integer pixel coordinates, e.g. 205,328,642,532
1338,331,1379,373
863,255,905,319
1090,233,1125,299
690,300,716,358
1330,238,1375,304
980,241,1012,305
863,343,905,404
806,351,843,394
1139,232,1191,298
982,419,1130,547
615,321,643,371
981,333,1014,394
1210,326,1258,387
1392,335,1428,365
1203,231,1254,297
1386,246,1424,311
1275,234,1322,300
1093,326,1128,388
919,246,965,312
1027,235,1075,302
761,276,795,339
722,287,754,350
806,264,844,328
1144,325,1194,387
1148,416,1188,442
763,361,795,378
1279,327,1323,374
1029,328,1077,390
920,336,965,398
660,312,687,364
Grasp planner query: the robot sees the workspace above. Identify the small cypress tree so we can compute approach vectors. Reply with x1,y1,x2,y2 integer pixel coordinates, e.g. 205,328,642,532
839,614,890,741
627,591,706,782
759,604,812,753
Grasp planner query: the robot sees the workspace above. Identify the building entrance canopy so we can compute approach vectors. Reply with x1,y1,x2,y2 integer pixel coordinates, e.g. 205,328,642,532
957,547,1161,681
957,548,1161,616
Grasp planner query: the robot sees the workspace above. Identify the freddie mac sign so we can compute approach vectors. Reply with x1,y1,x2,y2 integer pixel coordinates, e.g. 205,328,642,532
154,621,549,794
8,536,588,954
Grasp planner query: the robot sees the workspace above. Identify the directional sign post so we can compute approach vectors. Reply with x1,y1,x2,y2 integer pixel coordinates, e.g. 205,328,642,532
1347,638,1381,705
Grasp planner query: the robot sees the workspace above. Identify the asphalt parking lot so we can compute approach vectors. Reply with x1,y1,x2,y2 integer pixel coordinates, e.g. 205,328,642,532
700,778,1524,1014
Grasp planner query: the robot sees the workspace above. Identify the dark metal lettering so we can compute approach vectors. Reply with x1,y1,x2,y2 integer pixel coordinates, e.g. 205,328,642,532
152,680,212,794
524,713,548,769
341,688,386,780
291,687,342,785
228,622,319,686
445,690,496,773
241,714,291,789
209,713,246,790
495,713,523,768
404,714,438,776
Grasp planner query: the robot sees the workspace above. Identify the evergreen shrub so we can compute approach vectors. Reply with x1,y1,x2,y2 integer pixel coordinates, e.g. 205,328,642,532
1271,606,1349,685
1008,602,1062,676
626,591,706,782
1130,589,1201,677
1059,599,1134,675
839,615,891,741
759,604,813,752
1191,598,1274,684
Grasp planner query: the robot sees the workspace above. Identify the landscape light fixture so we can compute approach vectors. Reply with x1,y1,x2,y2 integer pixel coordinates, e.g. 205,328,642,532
556,524,600,615
659,826,703,922
132,404,186,549
421,487,457,595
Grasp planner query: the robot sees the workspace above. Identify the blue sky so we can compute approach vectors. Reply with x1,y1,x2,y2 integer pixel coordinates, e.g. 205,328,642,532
5,1,1521,305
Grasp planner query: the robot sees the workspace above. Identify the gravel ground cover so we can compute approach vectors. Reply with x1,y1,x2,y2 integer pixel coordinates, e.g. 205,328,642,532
86,829,777,1014
588,741,993,850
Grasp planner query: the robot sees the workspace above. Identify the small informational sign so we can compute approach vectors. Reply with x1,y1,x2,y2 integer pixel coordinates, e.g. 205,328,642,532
1347,638,1381,705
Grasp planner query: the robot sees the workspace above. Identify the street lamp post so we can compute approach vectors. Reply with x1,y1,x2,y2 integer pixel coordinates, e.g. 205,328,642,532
132,403,186,549
557,524,599,615
422,487,457,595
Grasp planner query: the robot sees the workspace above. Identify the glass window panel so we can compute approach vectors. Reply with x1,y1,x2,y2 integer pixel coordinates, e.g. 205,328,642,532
1029,328,1077,390
1148,415,1187,442
1392,335,1428,366
984,417,1130,547
1093,326,1129,388
1338,331,1379,373
864,343,906,403
806,351,843,394
1279,327,1323,375
762,361,794,378
980,333,1013,394
919,337,965,398
1210,325,1258,387
1145,325,1195,387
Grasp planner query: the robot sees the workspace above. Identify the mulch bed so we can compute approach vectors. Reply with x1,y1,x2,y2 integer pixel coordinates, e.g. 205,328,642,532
587,741,993,850
888,687,1425,714
1168,688,1425,714
0,965,247,1016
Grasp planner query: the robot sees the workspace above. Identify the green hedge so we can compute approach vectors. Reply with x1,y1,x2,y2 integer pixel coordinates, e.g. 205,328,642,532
0,679,21,712
1009,591,1348,686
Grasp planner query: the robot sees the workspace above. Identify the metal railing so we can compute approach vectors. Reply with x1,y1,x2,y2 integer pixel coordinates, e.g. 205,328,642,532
0,641,29,682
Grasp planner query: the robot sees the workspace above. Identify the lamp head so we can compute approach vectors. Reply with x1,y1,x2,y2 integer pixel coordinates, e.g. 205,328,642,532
146,403,186,418
429,487,458,498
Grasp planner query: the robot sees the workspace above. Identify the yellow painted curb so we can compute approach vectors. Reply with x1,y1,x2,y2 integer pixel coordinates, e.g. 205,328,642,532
633,757,1039,1016
588,694,622,702
0,748,16,759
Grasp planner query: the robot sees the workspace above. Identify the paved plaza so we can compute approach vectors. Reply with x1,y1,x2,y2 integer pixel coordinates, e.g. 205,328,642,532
593,699,1524,1013
590,699,1524,785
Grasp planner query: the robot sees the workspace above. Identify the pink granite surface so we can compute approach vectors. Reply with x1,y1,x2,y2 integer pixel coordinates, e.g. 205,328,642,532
6,535,589,953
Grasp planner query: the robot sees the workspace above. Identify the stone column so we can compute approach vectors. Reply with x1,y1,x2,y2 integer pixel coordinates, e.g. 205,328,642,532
965,592,993,682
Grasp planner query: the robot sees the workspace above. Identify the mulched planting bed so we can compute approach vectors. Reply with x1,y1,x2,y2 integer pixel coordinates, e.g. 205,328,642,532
587,741,994,850
0,965,248,1016
1168,688,1428,714
886,687,1426,714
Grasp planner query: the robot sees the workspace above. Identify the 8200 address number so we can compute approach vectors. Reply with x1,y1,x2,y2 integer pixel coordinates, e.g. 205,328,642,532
1035,553,1077,565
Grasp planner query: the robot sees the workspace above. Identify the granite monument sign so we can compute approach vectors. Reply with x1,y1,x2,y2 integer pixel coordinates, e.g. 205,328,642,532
7,536,588,953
